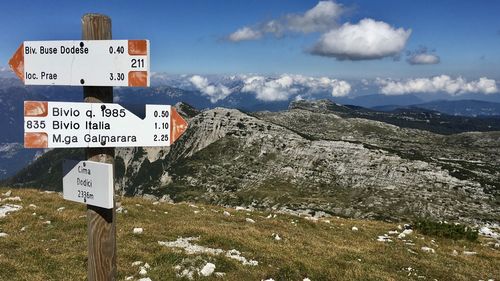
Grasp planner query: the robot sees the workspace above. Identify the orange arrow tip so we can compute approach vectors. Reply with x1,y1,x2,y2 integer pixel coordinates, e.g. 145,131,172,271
9,43,24,82
170,108,188,145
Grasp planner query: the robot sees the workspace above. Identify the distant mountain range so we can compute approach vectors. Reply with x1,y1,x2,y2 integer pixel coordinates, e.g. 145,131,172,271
335,94,424,108
0,75,500,179
373,99,500,117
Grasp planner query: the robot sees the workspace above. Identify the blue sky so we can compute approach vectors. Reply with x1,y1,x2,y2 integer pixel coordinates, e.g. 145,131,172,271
1,1,500,101
1,0,499,79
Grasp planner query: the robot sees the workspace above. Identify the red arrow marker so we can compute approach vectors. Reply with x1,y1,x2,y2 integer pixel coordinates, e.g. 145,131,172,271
170,108,188,145
9,43,24,81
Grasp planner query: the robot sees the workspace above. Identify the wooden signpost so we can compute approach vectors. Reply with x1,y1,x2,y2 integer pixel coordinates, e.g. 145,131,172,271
9,13,188,280
82,15,116,281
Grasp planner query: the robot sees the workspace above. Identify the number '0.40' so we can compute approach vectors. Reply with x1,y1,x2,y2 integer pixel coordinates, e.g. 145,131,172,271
109,46,125,54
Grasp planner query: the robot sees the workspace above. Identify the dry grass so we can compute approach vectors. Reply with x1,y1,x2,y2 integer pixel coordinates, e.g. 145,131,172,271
0,188,499,281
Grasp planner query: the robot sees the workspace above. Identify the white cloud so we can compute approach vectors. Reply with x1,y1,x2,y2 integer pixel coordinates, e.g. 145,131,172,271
189,75,232,103
242,75,296,101
0,66,15,78
227,2,412,63
376,75,499,96
285,0,343,33
228,27,262,42
407,53,440,65
228,1,343,41
331,80,351,97
310,18,411,60
241,74,351,101
406,47,440,65
294,95,304,101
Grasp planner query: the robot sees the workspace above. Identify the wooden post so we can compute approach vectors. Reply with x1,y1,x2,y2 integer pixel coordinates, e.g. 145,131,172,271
82,13,116,281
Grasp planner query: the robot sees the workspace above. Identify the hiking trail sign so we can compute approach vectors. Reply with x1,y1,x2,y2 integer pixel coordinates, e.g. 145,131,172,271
9,40,150,87
63,160,113,209
24,101,188,148
11,14,186,280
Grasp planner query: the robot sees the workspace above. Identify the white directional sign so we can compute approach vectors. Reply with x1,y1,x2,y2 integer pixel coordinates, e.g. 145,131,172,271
24,101,188,148
9,40,150,87
63,160,113,208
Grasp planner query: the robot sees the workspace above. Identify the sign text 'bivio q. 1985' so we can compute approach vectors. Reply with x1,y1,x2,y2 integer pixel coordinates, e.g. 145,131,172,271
23,101,188,148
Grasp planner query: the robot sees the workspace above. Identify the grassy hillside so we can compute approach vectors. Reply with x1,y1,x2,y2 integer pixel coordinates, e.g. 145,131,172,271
0,188,498,281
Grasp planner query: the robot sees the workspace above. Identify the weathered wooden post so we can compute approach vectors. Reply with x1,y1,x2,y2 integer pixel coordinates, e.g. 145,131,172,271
82,13,116,281
12,13,187,280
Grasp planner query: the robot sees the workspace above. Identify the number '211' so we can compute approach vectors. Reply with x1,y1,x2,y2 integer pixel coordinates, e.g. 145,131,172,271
131,59,144,68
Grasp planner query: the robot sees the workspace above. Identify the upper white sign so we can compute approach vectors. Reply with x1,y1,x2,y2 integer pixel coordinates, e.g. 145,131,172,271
24,101,188,148
9,40,150,87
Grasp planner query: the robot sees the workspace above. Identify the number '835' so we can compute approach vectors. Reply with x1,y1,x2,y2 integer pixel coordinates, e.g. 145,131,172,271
26,120,46,129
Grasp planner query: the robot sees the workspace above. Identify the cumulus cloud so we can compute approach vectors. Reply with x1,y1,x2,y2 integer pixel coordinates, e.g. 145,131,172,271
227,1,411,62
285,0,343,33
227,1,343,41
376,75,498,96
242,75,297,101
241,74,351,101
310,18,411,60
0,66,15,78
407,53,440,65
406,47,440,65
189,75,232,103
228,27,262,42
331,80,351,97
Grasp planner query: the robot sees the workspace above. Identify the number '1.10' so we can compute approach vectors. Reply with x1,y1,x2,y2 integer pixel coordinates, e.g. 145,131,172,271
154,122,169,130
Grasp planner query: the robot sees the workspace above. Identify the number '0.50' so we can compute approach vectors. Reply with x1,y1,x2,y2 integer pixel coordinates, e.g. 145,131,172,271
153,110,169,118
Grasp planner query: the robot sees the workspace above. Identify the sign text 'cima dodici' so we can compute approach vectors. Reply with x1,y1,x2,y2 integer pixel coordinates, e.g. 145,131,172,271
63,160,113,209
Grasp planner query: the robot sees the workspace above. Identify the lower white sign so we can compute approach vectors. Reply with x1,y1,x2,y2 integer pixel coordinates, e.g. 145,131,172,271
63,160,113,209
24,101,188,148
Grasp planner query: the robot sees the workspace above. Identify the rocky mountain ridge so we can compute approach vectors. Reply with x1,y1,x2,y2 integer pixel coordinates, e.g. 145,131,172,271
7,100,500,224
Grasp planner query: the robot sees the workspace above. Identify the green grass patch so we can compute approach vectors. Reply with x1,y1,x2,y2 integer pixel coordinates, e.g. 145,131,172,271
414,219,478,241
0,187,498,281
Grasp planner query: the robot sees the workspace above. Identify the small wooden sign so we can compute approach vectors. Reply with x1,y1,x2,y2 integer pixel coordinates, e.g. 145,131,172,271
63,160,113,209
